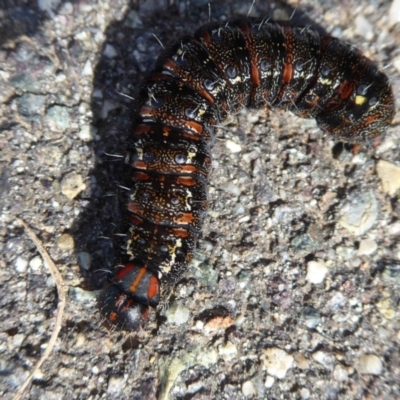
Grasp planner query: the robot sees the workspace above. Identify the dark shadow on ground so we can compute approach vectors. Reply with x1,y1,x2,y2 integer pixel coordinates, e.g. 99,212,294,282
0,0,83,46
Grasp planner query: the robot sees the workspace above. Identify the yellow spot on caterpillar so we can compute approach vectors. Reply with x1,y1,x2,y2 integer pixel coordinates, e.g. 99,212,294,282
355,95,367,106
320,78,332,85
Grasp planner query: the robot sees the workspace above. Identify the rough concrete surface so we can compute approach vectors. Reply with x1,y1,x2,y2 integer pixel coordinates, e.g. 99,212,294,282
1,0,400,399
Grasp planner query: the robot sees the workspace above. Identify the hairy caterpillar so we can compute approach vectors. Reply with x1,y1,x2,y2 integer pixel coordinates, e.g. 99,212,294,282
98,18,395,331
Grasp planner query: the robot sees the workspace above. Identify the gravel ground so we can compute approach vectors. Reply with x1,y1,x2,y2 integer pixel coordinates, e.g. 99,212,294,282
1,0,400,399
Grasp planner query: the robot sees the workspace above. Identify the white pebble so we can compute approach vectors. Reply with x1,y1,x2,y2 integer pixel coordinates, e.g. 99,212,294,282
82,59,93,76
263,348,294,379
377,160,400,196
388,221,400,236
78,124,95,142
187,381,203,394
306,261,328,284
358,354,383,375
312,350,335,370
13,334,25,348
300,388,310,399
225,139,242,153
15,256,28,273
264,375,275,388
357,239,378,256
242,380,256,397
46,276,55,287
29,256,43,272
333,364,348,381
389,0,400,26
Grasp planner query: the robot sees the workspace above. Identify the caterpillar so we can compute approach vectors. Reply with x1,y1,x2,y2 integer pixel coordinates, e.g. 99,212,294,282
98,18,395,331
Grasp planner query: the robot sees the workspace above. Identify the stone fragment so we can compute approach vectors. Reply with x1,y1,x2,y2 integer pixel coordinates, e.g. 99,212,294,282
358,354,383,375
263,348,294,379
306,261,328,284
377,160,400,196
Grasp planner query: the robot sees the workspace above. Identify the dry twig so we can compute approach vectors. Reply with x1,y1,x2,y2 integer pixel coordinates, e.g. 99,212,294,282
12,218,67,400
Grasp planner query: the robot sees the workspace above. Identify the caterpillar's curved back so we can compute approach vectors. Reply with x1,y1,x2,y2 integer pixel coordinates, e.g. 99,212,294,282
98,18,395,331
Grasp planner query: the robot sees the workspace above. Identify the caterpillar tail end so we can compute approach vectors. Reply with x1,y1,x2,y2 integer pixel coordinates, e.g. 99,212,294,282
98,263,161,331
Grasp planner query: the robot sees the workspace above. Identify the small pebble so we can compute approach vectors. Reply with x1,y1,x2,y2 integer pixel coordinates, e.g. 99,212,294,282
302,307,322,329
204,316,235,332
388,221,400,236
263,348,294,379
29,256,43,272
75,333,86,348
389,0,400,26
335,245,355,260
376,160,400,196
196,349,218,367
165,303,190,325
220,181,241,196
58,367,75,378
218,341,238,360
394,56,400,74
107,374,126,394
382,264,400,282
358,354,383,375
376,298,395,320
46,276,55,287
13,334,25,348
264,375,275,388
82,59,93,76
61,172,86,199
225,139,242,153
312,350,335,370
294,353,309,370
338,191,378,235
46,105,70,131
300,388,310,399
78,124,95,142
233,203,245,215
242,380,256,397
57,233,74,251
327,291,346,312
15,256,28,273
187,381,203,394
38,0,61,16
69,287,97,303
77,252,92,270
103,44,118,58
68,149,80,165
306,261,328,284
333,364,348,381
357,239,378,256
17,93,46,117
